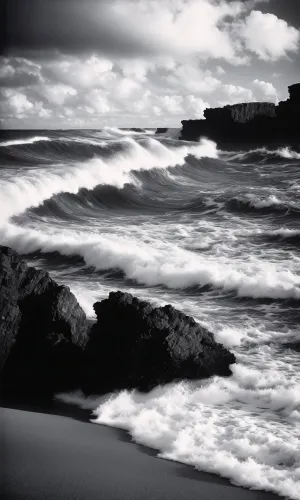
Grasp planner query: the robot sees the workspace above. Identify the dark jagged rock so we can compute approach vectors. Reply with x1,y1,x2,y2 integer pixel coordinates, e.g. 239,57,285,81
277,83,300,123
204,102,276,124
82,291,236,395
155,128,168,134
1,247,236,403
0,246,87,402
180,82,300,148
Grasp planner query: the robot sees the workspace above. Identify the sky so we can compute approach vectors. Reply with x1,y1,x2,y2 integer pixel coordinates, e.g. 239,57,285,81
1,0,299,128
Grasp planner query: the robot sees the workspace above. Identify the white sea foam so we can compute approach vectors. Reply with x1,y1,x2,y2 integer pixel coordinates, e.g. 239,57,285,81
223,146,300,161
259,228,300,239
0,136,218,223
247,194,284,209
60,136,109,146
0,136,51,147
3,129,300,500
157,128,181,139
214,323,300,348
241,193,299,210
102,126,154,136
57,358,300,499
277,147,300,160
2,223,300,300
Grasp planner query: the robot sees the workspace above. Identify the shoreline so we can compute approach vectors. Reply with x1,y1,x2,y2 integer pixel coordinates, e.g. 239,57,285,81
2,402,281,500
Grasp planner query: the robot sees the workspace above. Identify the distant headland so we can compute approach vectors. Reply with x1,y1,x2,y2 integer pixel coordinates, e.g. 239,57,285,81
158,83,300,149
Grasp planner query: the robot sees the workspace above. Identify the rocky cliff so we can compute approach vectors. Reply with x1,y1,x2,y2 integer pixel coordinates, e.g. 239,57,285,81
277,83,300,119
82,291,235,395
0,247,236,404
0,245,88,401
180,83,300,147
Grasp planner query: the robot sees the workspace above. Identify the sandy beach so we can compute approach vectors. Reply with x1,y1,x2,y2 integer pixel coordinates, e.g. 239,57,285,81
1,405,280,500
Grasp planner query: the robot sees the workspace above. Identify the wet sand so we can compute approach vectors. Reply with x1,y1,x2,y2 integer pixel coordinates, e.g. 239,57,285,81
1,406,280,500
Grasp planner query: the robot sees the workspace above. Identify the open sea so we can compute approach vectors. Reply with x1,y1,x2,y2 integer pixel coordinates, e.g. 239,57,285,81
1,128,299,499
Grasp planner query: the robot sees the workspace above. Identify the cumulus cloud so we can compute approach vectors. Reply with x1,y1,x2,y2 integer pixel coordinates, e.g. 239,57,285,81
4,90,33,115
241,10,300,61
0,57,42,87
112,0,246,63
216,66,226,75
0,53,216,126
0,51,284,127
85,90,112,114
1,0,299,127
223,84,254,103
252,79,278,103
119,59,155,82
163,63,222,94
42,84,77,106
217,79,279,106
4,0,287,64
0,88,51,120
43,56,115,89
184,95,210,117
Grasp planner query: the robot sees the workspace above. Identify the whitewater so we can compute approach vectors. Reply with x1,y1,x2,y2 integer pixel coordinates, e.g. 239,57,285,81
1,128,299,499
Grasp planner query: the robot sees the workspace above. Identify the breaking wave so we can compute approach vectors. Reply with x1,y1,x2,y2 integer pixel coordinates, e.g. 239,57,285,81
226,194,300,215
258,228,300,245
57,356,300,500
1,128,300,500
102,126,154,136
0,136,218,222
224,146,300,163
1,132,299,302
2,223,300,301
0,136,51,147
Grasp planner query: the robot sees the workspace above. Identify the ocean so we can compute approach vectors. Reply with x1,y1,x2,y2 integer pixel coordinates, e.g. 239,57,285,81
0,128,299,499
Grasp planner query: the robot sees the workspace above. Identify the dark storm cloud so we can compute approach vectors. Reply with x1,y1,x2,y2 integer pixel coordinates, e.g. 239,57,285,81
260,0,300,27
1,0,299,129
0,58,42,87
1,0,154,57
0,72,40,88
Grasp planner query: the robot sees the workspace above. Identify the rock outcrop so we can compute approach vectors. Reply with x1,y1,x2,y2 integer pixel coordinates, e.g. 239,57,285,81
277,83,300,119
155,128,168,134
82,291,236,395
130,128,146,133
180,83,300,147
204,102,276,124
0,246,87,402
1,248,236,403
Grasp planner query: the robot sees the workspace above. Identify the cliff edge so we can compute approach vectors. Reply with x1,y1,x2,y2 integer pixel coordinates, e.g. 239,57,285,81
180,83,300,147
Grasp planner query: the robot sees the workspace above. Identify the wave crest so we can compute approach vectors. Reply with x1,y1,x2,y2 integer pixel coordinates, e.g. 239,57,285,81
227,194,299,215
0,136,218,223
2,223,300,301
0,136,51,147
224,146,300,163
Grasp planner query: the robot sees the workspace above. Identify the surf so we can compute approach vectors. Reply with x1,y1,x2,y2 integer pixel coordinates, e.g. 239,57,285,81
0,136,218,223
57,355,300,500
1,127,300,500
2,222,300,301
0,136,52,147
